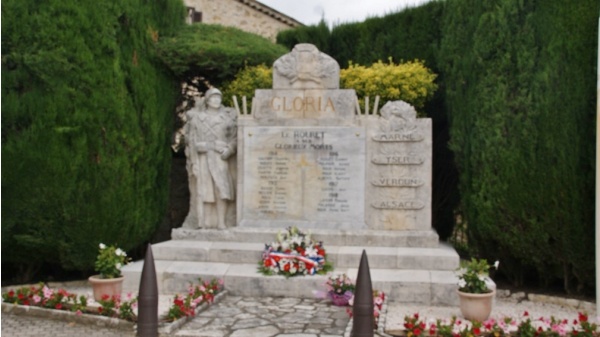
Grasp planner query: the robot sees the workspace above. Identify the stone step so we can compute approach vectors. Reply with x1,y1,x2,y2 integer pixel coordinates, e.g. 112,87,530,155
171,227,440,248
121,261,459,306
150,240,459,270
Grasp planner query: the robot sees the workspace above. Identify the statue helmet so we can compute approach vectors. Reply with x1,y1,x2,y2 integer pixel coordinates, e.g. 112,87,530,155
205,87,222,98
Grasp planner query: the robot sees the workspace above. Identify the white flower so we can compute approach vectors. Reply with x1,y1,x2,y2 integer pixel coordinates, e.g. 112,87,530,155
458,279,466,288
116,263,122,269
115,248,125,257
304,246,318,257
99,243,106,249
494,260,500,269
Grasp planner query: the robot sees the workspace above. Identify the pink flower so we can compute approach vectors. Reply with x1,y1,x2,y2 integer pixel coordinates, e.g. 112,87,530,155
32,295,42,304
42,286,53,299
76,310,82,316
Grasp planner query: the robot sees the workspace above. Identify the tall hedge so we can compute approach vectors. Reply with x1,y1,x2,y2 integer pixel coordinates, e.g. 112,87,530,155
439,0,598,293
1,0,185,282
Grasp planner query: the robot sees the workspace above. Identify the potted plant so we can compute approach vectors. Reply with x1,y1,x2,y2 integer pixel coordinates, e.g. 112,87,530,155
456,258,499,321
88,243,130,301
326,274,355,306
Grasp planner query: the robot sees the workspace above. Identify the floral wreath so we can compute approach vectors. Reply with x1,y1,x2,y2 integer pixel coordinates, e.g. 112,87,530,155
259,226,332,277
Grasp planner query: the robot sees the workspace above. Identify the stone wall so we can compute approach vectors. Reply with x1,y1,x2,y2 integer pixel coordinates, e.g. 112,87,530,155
184,0,302,41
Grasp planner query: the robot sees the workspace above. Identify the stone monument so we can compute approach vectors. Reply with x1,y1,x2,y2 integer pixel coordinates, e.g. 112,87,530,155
123,44,459,307
236,43,431,231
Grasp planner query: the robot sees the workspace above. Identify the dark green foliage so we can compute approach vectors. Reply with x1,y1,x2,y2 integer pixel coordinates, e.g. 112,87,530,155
439,0,598,293
277,19,331,54
157,24,289,85
2,0,185,282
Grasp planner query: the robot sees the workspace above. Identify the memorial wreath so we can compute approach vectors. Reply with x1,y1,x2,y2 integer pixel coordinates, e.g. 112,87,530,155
259,226,332,277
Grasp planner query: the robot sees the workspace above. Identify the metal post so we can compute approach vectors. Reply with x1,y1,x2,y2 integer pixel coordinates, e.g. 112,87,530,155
137,244,159,337
596,17,600,315
351,250,374,337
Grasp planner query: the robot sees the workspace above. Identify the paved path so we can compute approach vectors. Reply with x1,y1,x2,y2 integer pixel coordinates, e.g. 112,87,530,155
2,295,351,337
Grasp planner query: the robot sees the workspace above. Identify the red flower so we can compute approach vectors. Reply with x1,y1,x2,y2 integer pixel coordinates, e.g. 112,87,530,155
264,259,273,267
98,307,103,313
101,294,110,301
284,264,291,272
17,293,24,300
414,328,422,336
578,313,588,323
55,303,62,310
8,290,14,298
524,311,529,317
22,300,30,306
473,327,481,335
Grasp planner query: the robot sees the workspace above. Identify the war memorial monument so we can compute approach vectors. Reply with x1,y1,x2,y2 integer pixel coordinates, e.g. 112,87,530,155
122,44,460,306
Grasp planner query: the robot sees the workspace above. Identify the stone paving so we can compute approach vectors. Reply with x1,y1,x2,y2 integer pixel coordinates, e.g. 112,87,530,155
1,294,352,337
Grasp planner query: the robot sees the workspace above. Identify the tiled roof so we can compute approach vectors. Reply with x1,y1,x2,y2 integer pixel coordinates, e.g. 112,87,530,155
238,0,304,27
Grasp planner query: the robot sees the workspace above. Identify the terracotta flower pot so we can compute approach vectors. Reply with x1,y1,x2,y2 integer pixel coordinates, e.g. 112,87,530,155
88,275,125,301
457,289,495,322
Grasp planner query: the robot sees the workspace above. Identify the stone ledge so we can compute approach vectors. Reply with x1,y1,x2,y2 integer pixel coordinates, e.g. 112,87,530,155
495,289,596,312
1,302,134,331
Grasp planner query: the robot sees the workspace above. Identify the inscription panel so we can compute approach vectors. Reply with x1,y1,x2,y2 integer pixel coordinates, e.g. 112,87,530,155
242,126,365,225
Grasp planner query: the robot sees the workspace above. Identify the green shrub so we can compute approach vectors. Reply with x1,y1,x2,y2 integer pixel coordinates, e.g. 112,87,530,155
156,24,288,85
221,64,273,109
340,59,438,113
223,60,437,115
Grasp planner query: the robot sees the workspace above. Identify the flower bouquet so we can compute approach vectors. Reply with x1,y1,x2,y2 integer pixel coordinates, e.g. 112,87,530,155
259,226,332,277
326,274,355,306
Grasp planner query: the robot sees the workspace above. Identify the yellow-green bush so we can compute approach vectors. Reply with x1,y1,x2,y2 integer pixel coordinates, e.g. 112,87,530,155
341,59,437,113
221,64,272,110
223,60,437,115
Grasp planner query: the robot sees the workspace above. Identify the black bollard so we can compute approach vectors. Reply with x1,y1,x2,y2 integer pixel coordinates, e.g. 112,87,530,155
350,250,374,337
137,244,158,337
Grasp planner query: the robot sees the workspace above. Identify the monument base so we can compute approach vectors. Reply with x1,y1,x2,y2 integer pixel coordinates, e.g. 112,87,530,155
121,226,460,306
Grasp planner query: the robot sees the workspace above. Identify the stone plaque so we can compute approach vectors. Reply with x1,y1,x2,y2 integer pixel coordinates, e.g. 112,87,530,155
240,126,365,229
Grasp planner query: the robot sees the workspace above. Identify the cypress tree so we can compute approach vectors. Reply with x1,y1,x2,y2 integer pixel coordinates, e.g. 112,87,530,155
439,0,597,293
2,0,185,282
